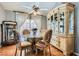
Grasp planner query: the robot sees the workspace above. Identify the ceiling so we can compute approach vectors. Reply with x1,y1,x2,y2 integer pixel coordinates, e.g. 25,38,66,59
0,2,63,15
0,2,77,15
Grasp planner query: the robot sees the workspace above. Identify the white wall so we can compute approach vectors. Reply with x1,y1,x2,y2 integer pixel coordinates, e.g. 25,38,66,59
31,15,41,30
5,10,16,21
31,15,47,31
0,4,5,24
41,16,47,30
0,4,5,47
74,3,79,55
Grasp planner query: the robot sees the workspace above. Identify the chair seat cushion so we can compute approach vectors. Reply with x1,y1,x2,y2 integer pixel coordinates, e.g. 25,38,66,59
36,42,46,48
21,41,31,47
39,40,45,44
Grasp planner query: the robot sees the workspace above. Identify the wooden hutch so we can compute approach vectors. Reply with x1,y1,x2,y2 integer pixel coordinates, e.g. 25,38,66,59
47,3,75,55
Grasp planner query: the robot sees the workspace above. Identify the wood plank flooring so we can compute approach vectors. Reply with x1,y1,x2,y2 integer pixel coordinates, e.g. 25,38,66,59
0,44,64,56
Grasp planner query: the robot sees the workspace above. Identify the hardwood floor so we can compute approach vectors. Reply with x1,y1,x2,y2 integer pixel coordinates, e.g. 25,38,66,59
0,44,64,56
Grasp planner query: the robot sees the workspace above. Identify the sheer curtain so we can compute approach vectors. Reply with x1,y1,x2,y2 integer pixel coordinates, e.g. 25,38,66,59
20,19,38,35
16,12,38,30
15,12,40,37
16,12,28,31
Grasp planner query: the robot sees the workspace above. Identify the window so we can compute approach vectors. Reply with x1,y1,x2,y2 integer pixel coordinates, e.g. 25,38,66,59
15,12,38,32
20,19,38,30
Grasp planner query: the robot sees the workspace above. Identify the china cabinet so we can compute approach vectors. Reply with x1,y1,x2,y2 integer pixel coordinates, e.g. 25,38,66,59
47,3,75,55
1,21,17,46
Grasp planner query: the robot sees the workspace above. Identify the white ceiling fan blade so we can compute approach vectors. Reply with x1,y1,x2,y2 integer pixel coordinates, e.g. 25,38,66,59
40,8,48,11
29,10,34,14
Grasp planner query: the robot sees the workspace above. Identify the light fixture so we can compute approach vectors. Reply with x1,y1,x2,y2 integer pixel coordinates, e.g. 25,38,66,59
32,5,39,12
33,12,37,15
31,3,40,15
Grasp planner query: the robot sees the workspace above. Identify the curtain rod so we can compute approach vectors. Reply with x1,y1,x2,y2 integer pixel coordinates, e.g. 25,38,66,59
13,11,28,14
13,11,46,17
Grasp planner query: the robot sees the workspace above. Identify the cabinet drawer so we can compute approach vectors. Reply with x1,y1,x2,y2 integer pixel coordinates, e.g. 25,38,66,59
51,39,60,47
60,38,66,51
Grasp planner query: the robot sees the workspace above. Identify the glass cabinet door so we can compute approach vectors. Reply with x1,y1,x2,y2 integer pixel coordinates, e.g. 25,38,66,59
69,10,74,34
54,13,59,34
48,18,51,29
59,11,65,34
51,15,54,33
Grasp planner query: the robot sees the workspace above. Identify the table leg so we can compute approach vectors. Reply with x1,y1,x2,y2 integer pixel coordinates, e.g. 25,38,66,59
20,49,22,56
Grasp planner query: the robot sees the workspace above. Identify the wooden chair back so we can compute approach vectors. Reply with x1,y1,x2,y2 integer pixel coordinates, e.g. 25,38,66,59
44,29,52,44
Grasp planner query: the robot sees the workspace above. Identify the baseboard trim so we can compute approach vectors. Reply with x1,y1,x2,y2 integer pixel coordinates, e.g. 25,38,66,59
74,52,79,56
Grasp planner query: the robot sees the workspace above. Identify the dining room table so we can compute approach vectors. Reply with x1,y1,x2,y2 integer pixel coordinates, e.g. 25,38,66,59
27,34,43,53
24,29,47,54
27,29,47,45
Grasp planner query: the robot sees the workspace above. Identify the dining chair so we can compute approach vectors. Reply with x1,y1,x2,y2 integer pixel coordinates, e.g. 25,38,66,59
15,29,32,56
35,29,52,56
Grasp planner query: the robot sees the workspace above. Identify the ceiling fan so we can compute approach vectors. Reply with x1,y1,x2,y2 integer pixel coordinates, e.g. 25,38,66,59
23,2,48,16
31,3,40,15
32,4,39,12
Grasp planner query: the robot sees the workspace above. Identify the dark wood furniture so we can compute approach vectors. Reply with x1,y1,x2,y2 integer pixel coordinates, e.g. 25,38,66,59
1,21,17,46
